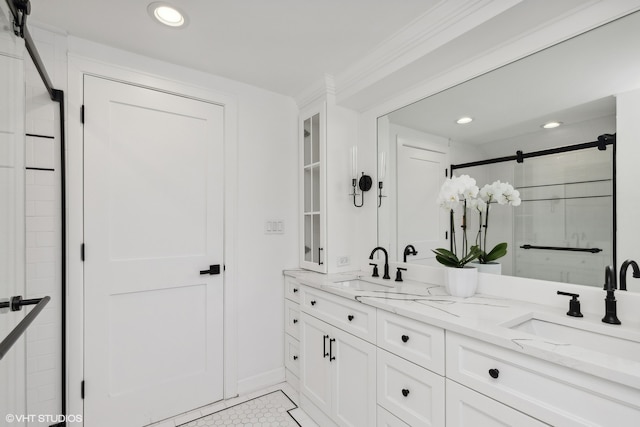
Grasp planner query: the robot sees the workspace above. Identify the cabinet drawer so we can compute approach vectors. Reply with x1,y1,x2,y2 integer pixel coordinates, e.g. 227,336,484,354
284,276,301,302
447,332,640,427
377,406,411,427
377,349,445,427
446,379,547,426
301,286,376,343
285,299,300,339
377,310,444,375
284,333,300,377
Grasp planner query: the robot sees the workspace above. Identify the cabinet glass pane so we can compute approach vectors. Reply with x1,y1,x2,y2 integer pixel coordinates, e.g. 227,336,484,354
304,215,312,262
312,113,320,164
304,168,312,213
304,118,312,166
312,165,320,212
313,214,321,263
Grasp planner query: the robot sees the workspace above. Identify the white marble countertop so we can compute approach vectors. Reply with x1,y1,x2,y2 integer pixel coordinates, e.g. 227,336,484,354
284,269,640,391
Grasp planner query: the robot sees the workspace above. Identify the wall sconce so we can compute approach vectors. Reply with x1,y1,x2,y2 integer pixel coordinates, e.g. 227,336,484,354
378,152,386,207
350,146,372,207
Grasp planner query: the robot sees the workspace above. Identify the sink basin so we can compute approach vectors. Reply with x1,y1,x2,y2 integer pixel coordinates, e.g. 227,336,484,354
504,313,640,363
325,279,394,292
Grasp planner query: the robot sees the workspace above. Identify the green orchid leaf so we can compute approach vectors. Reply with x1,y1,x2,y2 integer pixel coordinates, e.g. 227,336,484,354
484,242,507,262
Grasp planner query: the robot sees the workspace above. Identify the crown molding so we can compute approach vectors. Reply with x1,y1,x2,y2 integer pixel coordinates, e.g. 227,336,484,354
295,73,336,108
333,0,522,107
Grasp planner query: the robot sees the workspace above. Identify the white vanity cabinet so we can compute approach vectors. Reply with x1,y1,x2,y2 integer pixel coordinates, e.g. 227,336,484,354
446,332,640,426
300,311,377,427
446,379,547,427
283,276,301,389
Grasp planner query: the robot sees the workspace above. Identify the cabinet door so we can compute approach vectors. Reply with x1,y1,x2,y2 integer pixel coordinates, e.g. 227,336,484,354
332,326,377,427
300,313,332,415
299,105,326,272
446,380,547,427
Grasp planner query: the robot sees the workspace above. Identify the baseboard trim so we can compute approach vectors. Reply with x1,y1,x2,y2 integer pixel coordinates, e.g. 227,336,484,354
236,366,285,395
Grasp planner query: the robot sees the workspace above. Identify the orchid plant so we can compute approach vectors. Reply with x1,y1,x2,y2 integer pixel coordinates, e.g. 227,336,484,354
433,175,482,268
473,180,521,264
433,176,522,268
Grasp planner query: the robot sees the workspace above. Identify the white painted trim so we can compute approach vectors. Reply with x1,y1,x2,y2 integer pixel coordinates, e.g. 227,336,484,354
334,0,523,105
295,74,335,109
236,367,286,396
66,54,239,423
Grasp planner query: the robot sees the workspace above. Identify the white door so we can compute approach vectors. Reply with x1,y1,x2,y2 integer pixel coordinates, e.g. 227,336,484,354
300,313,332,415
83,75,224,427
332,327,376,427
397,140,447,264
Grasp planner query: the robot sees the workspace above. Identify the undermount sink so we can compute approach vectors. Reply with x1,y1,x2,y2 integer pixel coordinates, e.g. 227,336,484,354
503,313,640,363
325,279,394,292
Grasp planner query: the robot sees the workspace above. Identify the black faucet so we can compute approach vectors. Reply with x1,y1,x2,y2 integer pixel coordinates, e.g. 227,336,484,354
370,247,390,279
403,244,418,263
602,265,621,325
619,259,640,291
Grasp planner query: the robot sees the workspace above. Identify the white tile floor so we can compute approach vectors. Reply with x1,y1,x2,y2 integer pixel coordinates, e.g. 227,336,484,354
146,382,317,427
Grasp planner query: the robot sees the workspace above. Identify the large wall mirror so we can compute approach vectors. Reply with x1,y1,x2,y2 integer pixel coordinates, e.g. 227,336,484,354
377,10,640,289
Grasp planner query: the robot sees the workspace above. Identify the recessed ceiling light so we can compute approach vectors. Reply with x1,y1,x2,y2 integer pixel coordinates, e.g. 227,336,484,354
148,2,187,28
542,121,562,129
456,117,473,124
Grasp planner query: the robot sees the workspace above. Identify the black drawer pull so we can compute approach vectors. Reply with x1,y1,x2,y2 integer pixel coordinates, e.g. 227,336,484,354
323,335,329,358
489,368,500,379
293,288,298,293
293,319,298,324
348,315,354,321
401,335,409,343
329,338,336,361
402,389,410,397
310,300,317,306
293,355,298,361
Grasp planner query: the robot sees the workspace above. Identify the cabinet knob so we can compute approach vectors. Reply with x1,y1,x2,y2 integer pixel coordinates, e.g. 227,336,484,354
310,300,317,306
489,368,500,379
347,315,354,321
401,389,410,397
401,335,409,343
293,288,298,293
293,355,298,360
293,319,298,324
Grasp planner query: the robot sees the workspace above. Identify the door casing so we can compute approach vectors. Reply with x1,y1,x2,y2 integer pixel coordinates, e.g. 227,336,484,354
66,55,239,423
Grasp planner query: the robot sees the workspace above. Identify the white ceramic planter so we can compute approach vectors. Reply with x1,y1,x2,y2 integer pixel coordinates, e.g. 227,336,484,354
472,262,502,275
445,266,478,297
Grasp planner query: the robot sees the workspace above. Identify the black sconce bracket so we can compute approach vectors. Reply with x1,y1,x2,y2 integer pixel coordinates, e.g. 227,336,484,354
352,172,372,207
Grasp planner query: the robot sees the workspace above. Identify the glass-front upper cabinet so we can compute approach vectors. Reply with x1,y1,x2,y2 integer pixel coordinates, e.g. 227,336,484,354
300,106,326,272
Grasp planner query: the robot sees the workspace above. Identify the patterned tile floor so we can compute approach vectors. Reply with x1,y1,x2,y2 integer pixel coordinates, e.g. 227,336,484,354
179,390,298,427
147,382,317,427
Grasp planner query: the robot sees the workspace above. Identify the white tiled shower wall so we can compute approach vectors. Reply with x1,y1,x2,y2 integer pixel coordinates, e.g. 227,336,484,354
24,29,66,425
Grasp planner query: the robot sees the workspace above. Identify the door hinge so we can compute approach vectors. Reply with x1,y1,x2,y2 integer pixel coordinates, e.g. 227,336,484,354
81,243,85,261
81,105,85,124
81,380,85,399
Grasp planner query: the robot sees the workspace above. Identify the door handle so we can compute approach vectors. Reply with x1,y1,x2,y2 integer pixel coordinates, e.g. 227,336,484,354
329,338,336,361
200,265,221,275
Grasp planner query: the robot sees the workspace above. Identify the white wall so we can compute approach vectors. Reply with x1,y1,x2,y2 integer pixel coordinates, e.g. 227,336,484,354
30,28,299,411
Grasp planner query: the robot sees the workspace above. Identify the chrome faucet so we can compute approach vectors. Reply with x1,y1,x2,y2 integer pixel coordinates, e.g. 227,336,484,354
403,244,418,263
602,265,621,325
619,259,640,291
369,246,390,279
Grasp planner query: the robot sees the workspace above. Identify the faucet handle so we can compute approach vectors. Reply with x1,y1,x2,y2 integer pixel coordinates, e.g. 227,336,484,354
369,262,379,278
557,291,583,317
395,267,407,282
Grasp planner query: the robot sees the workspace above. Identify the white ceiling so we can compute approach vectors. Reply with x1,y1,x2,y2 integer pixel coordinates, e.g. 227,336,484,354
30,0,439,97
